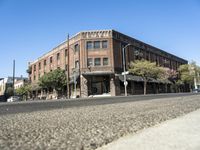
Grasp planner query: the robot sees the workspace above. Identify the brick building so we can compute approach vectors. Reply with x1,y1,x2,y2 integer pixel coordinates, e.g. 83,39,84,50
28,30,188,99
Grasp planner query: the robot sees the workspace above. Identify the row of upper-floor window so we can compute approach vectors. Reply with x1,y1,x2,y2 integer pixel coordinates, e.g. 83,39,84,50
88,57,109,66
32,40,109,71
86,40,108,50
33,44,80,71
129,48,184,69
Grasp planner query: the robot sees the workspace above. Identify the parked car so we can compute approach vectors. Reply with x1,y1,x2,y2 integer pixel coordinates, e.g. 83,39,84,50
7,96,21,102
192,89,200,93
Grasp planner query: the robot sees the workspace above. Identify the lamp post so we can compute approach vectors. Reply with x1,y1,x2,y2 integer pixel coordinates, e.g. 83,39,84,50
13,60,15,96
71,44,80,98
122,44,132,96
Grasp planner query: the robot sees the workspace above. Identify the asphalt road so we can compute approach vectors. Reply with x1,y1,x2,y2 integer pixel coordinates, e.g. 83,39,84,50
0,94,200,150
0,93,198,115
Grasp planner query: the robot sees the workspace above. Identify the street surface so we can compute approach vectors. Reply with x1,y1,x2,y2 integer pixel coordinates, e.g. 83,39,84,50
0,94,200,150
0,93,197,115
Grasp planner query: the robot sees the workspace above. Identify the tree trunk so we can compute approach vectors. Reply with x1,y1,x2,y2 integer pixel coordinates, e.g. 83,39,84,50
144,78,147,95
189,83,193,92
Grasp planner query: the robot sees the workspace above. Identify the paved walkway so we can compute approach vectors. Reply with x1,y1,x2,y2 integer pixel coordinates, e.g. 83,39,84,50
98,109,200,150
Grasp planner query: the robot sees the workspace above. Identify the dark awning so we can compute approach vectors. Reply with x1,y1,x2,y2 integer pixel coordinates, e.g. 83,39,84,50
82,71,114,76
117,74,172,84
157,79,172,84
117,74,144,82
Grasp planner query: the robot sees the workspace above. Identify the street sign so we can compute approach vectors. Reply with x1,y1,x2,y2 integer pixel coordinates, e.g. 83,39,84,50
122,71,129,75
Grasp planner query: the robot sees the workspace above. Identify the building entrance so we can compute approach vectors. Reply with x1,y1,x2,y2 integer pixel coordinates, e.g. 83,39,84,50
88,75,110,96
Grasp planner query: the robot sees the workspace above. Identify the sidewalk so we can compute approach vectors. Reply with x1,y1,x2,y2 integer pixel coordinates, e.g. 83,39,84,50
98,109,200,150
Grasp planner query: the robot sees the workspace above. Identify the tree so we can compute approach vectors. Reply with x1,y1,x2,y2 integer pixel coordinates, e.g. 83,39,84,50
5,86,14,98
129,59,165,95
15,84,31,100
178,62,200,92
38,69,67,97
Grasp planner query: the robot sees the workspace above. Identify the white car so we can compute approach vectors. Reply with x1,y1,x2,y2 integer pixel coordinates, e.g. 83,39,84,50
7,96,21,102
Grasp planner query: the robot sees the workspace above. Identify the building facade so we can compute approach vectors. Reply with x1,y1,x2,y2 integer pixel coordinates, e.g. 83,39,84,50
0,77,27,101
28,30,188,99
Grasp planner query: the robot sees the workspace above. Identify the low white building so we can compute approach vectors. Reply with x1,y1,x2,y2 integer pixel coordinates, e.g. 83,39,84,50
0,77,28,96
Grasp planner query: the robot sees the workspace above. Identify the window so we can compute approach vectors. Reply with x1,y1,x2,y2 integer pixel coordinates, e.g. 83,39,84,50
39,62,41,70
87,41,93,50
102,41,108,48
34,75,36,80
87,58,93,66
65,49,68,57
75,60,79,68
94,41,100,49
34,65,36,71
103,58,109,66
74,44,79,52
50,57,53,63
94,58,101,66
44,60,46,66
57,53,60,60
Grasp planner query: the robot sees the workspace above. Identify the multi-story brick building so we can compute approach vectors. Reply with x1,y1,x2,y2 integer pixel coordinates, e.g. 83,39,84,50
28,30,188,99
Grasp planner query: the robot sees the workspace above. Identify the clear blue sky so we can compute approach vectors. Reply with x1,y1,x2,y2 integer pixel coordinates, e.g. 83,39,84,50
0,0,200,78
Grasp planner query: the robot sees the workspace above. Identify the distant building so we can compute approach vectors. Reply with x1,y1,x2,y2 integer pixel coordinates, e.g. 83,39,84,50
0,77,28,101
28,30,188,99
14,78,28,90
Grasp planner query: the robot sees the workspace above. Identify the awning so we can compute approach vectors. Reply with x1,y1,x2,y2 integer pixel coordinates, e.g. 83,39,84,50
82,71,114,76
117,74,172,84
117,74,144,82
157,79,172,84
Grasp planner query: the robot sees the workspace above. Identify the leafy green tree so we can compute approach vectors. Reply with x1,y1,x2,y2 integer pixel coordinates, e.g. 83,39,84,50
129,59,165,95
5,86,14,98
38,69,67,96
178,62,200,91
16,84,31,100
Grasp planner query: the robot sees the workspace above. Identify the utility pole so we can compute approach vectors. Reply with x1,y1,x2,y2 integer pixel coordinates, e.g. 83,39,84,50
67,34,70,99
122,44,131,96
13,60,15,96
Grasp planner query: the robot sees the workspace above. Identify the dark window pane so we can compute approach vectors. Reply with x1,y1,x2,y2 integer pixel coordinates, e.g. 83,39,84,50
102,41,108,48
103,58,109,66
50,57,53,63
75,44,79,52
57,53,59,60
87,41,93,50
94,58,101,66
39,62,41,70
44,60,46,66
34,65,36,71
94,41,100,49
87,58,93,66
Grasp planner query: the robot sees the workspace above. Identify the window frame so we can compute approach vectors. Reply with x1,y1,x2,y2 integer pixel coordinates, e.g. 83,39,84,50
94,58,101,66
87,58,93,66
94,41,100,49
86,41,93,50
50,56,53,63
102,40,108,49
103,57,109,66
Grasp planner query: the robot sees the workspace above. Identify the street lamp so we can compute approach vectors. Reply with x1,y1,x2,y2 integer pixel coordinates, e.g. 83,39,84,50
122,44,132,96
71,44,80,98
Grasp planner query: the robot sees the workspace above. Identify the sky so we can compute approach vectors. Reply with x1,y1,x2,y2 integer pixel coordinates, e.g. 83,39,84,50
0,0,200,78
